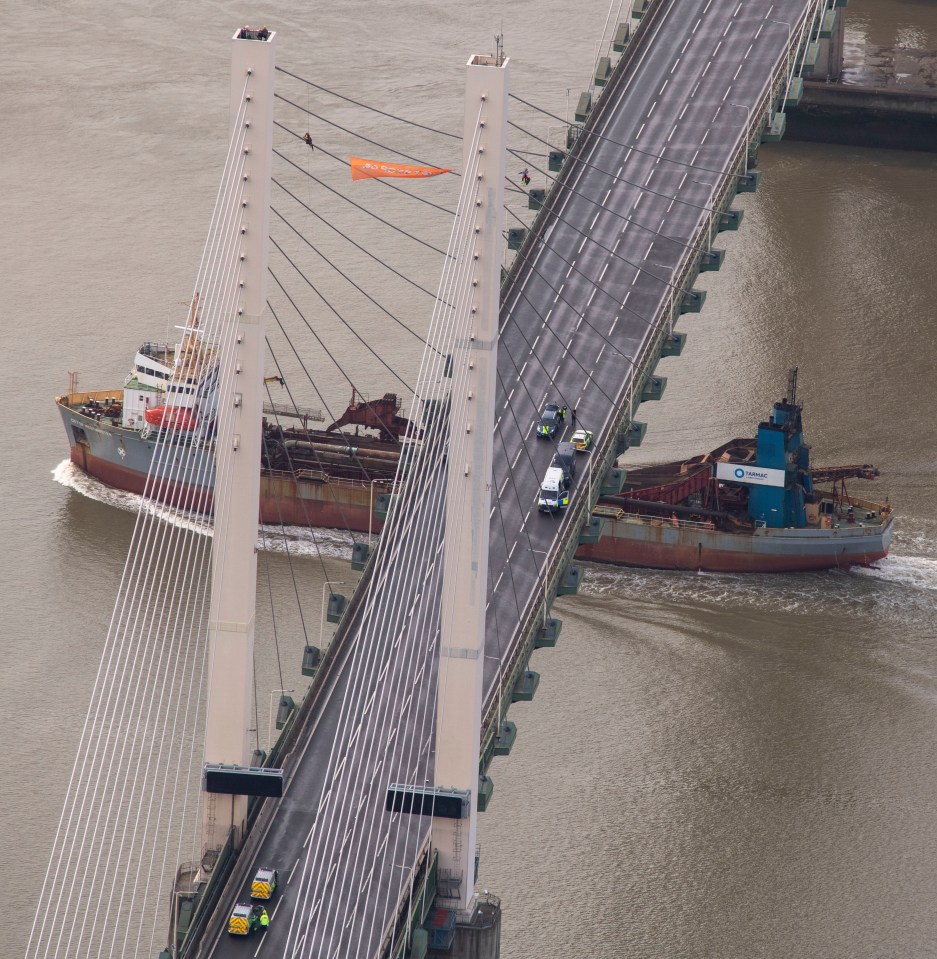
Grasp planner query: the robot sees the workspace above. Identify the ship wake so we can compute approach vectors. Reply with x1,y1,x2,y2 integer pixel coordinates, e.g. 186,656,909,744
52,460,357,558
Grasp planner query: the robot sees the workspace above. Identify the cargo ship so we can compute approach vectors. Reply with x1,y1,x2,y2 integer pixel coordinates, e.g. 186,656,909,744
55,315,414,534
57,339,892,573
580,377,894,572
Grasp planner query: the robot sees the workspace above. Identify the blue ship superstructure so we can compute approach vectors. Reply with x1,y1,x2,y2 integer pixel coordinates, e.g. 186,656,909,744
747,397,814,530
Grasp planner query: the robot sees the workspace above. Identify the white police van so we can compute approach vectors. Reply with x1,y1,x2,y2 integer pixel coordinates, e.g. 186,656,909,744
538,466,571,513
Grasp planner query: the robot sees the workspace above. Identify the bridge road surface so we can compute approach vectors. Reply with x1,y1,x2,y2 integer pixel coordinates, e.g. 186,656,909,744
204,2,814,955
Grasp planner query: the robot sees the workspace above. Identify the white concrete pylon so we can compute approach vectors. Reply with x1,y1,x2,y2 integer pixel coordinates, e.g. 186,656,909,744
200,27,276,859
434,50,509,912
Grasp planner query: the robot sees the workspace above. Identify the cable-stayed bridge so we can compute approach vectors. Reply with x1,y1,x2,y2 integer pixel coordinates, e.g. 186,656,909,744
28,2,841,957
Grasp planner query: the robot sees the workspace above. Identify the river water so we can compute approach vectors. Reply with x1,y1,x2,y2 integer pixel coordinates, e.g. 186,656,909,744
4,1,937,957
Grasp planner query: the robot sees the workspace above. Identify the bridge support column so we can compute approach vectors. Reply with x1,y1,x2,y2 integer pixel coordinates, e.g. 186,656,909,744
200,28,276,860
434,50,508,912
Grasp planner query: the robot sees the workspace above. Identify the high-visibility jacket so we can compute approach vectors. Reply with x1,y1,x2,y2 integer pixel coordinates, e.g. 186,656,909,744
260,911,269,928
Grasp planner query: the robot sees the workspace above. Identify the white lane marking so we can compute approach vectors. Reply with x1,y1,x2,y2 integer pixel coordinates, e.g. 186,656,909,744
704,0,713,10
723,21,732,37
701,130,709,144
599,263,609,281
692,18,701,34
578,237,588,253
713,41,722,57
508,387,515,401
519,360,528,377
679,103,689,120
734,63,743,80
596,344,606,362
288,856,301,883
670,57,681,74
494,570,504,593
587,288,597,305
658,79,669,96
702,61,711,77
512,448,522,468
590,211,600,229
565,265,573,278
545,308,553,322
490,505,496,518
636,122,645,139
745,43,753,58
691,81,700,97
722,86,731,101
610,316,619,335
532,333,541,349
647,100,657,117
602,189,612,205
508,541,518,560
734,1,742,14
682,37,691,53
575,315,584,330
553,364,560,378
755,22,764,39
667,125,677,143
634,194,642,208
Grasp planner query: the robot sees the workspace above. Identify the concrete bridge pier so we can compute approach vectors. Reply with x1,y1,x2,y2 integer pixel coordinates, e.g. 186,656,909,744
812,3,846,82
425,895,501,959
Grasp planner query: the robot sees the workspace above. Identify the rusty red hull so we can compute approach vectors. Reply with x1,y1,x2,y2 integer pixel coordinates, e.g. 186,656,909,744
576,515,893,573
71,447,386,534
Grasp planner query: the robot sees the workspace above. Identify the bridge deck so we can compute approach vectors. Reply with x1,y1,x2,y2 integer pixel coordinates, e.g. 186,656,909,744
203,2,818,956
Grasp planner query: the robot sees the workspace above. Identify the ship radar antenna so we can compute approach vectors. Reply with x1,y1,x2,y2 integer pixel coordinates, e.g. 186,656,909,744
788,367,799,408
495,27,504,65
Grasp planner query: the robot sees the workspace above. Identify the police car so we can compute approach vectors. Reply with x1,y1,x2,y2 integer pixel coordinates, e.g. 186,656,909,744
251,866,279,900
537,402,566,439
228,903,260,936
571,428,593,452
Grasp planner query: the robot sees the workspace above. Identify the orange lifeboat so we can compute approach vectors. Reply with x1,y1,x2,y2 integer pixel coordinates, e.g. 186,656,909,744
144,406,196,430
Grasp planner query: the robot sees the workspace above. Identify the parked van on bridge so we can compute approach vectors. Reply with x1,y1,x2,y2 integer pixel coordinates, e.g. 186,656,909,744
552,441,576,485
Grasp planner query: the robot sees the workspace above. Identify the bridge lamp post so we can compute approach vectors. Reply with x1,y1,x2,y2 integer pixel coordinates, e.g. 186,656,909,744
770,18,794,88
770,18,792,49
320,580,345,649
645,261,677,334
727,103,752,176
529,547,550,627
267,688,294,749
485,653,505,736
368,478,381,548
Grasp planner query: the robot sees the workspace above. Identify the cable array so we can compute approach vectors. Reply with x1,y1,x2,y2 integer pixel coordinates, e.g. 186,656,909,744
27,75,257,959
279,103,487,959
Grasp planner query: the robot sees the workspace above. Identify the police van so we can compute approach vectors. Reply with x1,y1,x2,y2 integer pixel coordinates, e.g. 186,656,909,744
538,466,571,513
552,441,576,484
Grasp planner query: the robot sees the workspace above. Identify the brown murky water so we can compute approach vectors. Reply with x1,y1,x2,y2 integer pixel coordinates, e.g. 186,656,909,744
4,2,937,956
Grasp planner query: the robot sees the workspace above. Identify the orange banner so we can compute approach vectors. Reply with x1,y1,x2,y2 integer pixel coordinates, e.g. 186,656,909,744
350,156,451,181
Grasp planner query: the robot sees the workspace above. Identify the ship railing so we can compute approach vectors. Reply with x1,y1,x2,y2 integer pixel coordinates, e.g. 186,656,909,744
138,341,174,360
56,388,118,408
813,489,892,517
615,510,717,532
263,401,325,423
264,468,395,491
